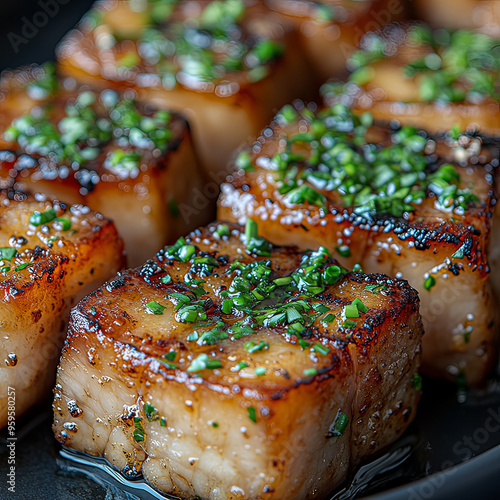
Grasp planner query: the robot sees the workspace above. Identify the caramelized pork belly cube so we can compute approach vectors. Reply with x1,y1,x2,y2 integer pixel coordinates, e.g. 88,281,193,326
321,24,500,135
0,64,206,267
413,0,500,34
265,0,404,82
0,190,125,428
56,0,316,177
53,222,422,500
219,103,500,385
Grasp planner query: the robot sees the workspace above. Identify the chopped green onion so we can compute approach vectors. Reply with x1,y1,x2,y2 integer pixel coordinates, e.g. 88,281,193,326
144,402,159,422
303,368,318,377
342,320,357,329
248,406,257,423
351,298,368,313
146,301,166,315
0,248,17,261
255,366,266,376
327,410,348,439
312,342,330,356
336,245,351,258
412,373,423,390
245,340,269,353
14,263,30,272
187,331,199,341
187,354,222,373
424,275,436,291
30,208,57,226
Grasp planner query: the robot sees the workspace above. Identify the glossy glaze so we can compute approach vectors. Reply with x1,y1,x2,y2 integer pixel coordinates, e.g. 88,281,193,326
53,222,422,499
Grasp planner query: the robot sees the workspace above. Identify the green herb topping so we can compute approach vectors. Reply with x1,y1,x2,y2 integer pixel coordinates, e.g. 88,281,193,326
327,410,349,440
260,103,479,219
247,406,257,423
187,353,222,373
3,89,173,181
133,417,145,442
328,26,500,104
146,300,166,315
99,0,285,89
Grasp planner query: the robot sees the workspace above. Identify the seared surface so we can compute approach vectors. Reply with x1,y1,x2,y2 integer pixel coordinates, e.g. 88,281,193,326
265,0,403,81
322,23,500,134
0,189,125,428
56,0,315,176
219,102,499,384
53,222,422,499
0,63,207,266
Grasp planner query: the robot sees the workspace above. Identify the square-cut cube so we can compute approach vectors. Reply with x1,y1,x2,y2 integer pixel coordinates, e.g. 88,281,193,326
0,64,207,267
53,222,422,499
322,23,500,135
56,0,317,177
219,102,500,385
0,189,125,428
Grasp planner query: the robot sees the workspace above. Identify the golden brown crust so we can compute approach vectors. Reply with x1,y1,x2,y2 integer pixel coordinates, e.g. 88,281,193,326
0,188,125,427
218,102,499,384
53,222,422,499
0,64,208,266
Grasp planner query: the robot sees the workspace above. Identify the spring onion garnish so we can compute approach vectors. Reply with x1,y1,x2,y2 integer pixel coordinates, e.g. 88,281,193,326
244,219,271,256
255,367,266,376
14,263,30,272
214,224,231,238
248,406,257,423
244,340,269,353
30,208,57,226
303,368,318,377
54,217,72,231
269,103,479,219
326,410,349,440
133,417,145,442
342,320,357,329
146,301,166,315
329,26,500,104
311,342,330,356
412,374,423,390
336,246,351,258
0,248,17,261
144,402,159,422
235,151,254,171
424,275,436,291
187,354,222,373
5,88,172,178
197,322,228,345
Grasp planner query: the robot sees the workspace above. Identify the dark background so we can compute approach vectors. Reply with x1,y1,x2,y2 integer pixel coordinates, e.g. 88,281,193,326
0,0,94,72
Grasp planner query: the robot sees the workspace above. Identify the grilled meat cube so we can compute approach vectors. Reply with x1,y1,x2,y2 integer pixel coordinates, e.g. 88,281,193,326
413,0,500,33
322,24,500,135
265,0,404,81
0,189,125,428
53,221,422,500
56,0,316,177
219,102,500,385
0,63,207,267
